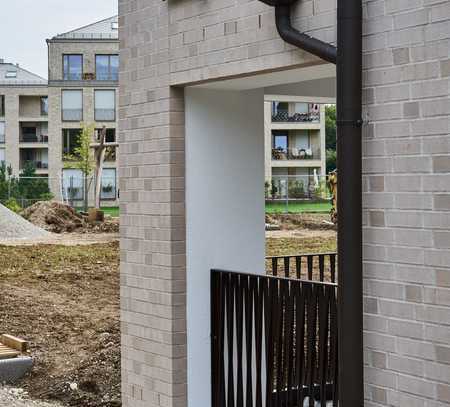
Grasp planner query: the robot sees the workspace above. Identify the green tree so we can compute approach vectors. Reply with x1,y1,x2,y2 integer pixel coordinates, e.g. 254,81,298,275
18,161,51,202
326,149,337,174
64,123,95,212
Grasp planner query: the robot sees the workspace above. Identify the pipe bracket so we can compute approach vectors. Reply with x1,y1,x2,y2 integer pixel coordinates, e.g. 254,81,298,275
336,119,364,127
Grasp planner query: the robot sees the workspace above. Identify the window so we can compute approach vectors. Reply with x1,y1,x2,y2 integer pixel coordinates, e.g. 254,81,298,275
272,102,288,116
63,55,83,80
95,90,115,121
62,129,82,156
0,96,4,116
5,70,17,78
62,169,84,201
100,168,117,200
273,131,288,153
0,122,4,144
22,127,37,142
0,148,4,164
95,128,116,143
62,90,83,121
96,55,119,81
294,103,309,114
40,97,48,116
111,21,119,30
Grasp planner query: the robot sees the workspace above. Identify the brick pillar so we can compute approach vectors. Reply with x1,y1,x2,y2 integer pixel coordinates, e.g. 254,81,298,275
119,1,187,406
363,0,450,405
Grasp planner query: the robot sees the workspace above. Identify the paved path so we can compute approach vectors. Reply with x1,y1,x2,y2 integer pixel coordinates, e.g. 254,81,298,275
0,387,63,407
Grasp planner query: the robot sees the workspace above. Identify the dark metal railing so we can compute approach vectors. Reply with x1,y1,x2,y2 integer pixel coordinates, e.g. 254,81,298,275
211,269,338,407
266,253,337,283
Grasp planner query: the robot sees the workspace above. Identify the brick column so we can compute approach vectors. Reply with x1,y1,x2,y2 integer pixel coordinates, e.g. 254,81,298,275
363,0,450,405
119,1,187,406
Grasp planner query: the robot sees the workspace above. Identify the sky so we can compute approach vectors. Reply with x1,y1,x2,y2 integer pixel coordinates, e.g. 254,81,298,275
1,0,118,79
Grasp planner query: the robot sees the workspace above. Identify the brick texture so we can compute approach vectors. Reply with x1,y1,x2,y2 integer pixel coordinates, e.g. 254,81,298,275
363,0,450,404
120,0,450,405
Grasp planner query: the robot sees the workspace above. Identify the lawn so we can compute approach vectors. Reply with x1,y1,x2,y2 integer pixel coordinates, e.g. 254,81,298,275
265,201,331,214
101,206,120,217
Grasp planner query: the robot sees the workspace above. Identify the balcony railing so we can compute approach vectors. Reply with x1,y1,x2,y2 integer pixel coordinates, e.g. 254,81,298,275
96,73,119,81
272,111,320,123
20,135,48,143
20,161,48,170
211,267,338,407
63,73,82,81
272,147,320,160
266,253,337,283
95,109,115,121
62,109,83,121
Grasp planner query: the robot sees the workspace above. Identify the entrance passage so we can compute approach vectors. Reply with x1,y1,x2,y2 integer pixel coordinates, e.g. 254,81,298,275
211,261,338,407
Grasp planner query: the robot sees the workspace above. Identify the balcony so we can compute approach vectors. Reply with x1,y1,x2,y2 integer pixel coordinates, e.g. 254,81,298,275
272,110,320,123
20,134,48,144
62,109,83,122
272,147,321,161
20,160,49,170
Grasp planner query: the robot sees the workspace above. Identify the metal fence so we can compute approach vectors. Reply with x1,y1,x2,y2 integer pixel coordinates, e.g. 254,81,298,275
266,175,331,202
211,268,338,407
0,174,118,210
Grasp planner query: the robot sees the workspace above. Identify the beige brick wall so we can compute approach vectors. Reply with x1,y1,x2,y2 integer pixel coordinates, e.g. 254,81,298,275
362,0,450,404
47,38,119,204
0,86,48,176
121,0,450,405
119,0,335,406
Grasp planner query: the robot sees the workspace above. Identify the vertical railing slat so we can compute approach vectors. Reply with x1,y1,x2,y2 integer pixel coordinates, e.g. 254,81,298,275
236,275,244,407
211,269,338,407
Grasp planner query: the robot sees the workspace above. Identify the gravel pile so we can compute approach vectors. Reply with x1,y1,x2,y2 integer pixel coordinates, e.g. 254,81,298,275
0,387,63,407
0,204,50,241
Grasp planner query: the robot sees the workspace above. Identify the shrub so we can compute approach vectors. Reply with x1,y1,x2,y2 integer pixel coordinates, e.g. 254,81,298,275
4,197,21,213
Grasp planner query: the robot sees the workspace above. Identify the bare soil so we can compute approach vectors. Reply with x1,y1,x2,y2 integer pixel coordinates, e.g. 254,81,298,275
0,243,120,407
0,213,336,407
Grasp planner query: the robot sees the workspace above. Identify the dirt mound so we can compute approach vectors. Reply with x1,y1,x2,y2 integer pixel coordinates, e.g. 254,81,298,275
265,213,336,231
22,202,85,233
0,203,51,241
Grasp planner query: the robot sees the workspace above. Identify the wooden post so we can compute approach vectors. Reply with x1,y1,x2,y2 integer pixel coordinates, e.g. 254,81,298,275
94,126,107,209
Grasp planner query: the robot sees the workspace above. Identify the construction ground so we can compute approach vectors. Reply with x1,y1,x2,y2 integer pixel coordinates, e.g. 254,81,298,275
0,209,336,407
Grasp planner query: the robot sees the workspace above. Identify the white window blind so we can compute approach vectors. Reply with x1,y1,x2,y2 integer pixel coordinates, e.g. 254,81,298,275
62,90,82,109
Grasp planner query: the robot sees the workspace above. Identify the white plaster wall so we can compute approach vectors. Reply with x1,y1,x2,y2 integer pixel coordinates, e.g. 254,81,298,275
185,88,266,407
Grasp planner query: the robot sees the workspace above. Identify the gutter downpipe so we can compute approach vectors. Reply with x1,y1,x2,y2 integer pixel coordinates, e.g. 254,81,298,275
258,1,363,405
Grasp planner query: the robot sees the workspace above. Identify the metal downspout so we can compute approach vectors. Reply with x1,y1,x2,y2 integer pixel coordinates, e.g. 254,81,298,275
258,0,363,405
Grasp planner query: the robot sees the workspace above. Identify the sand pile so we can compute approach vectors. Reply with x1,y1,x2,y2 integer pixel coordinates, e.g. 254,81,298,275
0,204,51,241
21,201,84,233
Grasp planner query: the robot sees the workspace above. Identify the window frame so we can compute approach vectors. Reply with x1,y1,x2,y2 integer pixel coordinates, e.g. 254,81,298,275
99,168,117,200
0,95,4,117
95,54,119,81
63,54,83,81
62,128,82,157
0,121,5,144
94,89,116,122
61,89,83,122
40,96,48,116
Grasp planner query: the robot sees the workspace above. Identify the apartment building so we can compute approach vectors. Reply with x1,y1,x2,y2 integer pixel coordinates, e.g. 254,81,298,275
264,97,328,181
47,16,119,204
0,16,119,206
0,62,49,177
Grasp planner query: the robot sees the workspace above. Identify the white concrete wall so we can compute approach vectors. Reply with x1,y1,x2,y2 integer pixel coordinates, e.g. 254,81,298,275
185,88,266,407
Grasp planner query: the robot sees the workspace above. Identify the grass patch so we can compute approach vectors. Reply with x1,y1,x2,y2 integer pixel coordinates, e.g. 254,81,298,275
101,206,119,217
266,201,331,214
